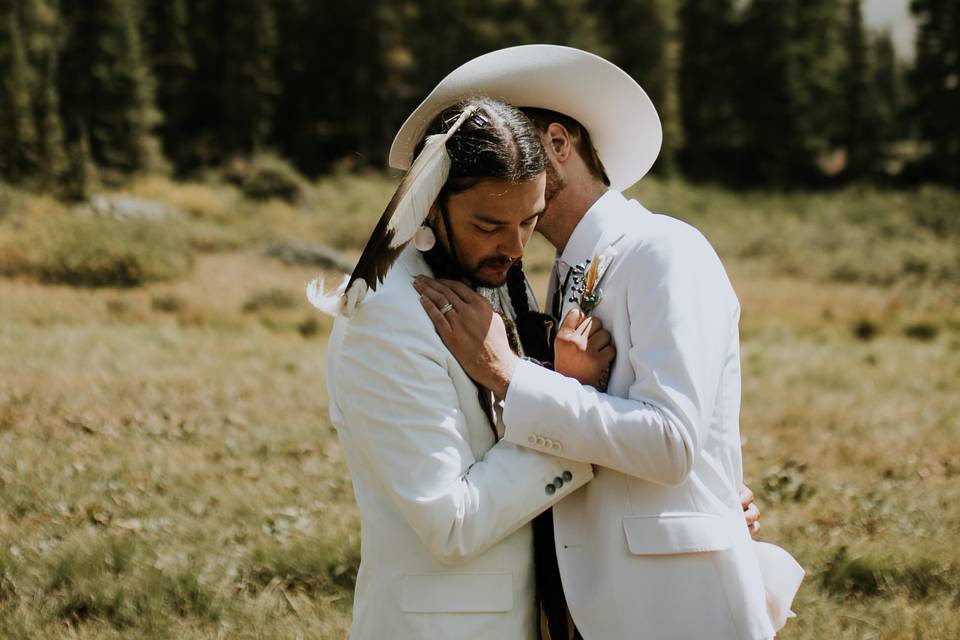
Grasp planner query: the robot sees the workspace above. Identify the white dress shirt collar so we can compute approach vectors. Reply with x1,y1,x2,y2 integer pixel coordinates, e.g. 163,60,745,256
557,189,625,274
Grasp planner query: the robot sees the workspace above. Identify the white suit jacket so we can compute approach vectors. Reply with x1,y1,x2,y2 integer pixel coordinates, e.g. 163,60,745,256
503,191,800,639
325,247,594,640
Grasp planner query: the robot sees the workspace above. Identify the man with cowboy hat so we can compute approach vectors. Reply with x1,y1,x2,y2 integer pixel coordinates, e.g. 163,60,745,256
410,46,803,639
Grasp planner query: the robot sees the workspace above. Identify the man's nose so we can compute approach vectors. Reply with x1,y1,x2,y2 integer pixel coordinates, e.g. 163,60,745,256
500,227,524,258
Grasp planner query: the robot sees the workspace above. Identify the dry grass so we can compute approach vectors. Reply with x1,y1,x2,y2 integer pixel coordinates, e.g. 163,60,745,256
0,176,958,638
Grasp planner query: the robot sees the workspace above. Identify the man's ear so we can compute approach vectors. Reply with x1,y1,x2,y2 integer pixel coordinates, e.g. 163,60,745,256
543,122,573,163
426,203,451,249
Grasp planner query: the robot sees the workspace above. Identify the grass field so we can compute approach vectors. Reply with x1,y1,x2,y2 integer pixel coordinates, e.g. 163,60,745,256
1,175,958,638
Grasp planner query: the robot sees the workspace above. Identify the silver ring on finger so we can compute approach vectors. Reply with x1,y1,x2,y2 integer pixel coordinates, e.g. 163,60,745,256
439,301,455,315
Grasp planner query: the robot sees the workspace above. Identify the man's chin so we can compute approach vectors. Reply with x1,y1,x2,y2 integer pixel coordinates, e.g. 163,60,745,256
470,264,513,288
473,275,509,288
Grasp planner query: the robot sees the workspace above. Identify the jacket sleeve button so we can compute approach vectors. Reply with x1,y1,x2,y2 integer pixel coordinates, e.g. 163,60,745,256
528,435,537,444
545,484,556,495
562,471,573,482
553,477,564,489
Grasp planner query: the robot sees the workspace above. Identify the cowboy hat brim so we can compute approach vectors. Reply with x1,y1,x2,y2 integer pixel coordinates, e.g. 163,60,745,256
389,44,662,192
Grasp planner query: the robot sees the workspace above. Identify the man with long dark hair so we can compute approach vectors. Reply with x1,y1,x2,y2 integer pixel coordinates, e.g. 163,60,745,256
319,96,607,640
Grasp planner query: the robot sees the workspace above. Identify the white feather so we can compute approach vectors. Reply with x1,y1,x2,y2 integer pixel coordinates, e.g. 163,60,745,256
341,280,368,317
334,105,478,316
306,274,349,316
386,134,451,248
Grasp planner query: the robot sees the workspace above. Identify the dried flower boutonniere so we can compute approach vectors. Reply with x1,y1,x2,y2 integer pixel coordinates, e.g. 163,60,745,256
567,252,613,390
568,253,612,316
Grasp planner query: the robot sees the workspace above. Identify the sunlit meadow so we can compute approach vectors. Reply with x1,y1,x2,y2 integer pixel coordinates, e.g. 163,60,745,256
1,174,958,638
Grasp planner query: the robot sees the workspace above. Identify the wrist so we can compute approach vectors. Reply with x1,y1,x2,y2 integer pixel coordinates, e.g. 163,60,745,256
490,353,519,400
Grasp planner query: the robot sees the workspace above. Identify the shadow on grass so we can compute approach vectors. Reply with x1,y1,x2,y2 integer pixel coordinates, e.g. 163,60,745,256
242,534,360,601
45,533,220,632
820,546,956,602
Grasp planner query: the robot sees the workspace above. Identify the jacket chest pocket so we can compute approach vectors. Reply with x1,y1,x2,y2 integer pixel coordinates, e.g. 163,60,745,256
400,572,514,613
623,513,734,555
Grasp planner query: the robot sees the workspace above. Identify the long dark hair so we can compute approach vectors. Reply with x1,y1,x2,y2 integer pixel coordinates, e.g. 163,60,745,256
418,95,546,202
418,98,554,420
418,96,544,275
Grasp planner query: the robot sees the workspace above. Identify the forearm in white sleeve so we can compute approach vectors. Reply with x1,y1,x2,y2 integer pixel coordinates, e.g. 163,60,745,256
502,232,736,486
335,311,592,564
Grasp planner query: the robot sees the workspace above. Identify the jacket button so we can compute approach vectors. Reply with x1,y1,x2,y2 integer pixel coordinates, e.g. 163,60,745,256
553,477,564,489
528,435,537,444
552,442,562,451
536,436,546,446
544,438,554,448
545,484,556,495
562,471,573,482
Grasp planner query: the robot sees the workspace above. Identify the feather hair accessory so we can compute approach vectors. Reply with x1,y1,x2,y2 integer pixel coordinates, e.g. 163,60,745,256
307,104,479,317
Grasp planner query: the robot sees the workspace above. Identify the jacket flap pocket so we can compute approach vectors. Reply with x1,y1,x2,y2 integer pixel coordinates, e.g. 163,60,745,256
623,513,734,555
400,572,513,613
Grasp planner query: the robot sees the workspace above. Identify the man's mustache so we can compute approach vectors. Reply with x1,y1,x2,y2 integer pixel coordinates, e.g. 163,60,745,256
480,255,516,269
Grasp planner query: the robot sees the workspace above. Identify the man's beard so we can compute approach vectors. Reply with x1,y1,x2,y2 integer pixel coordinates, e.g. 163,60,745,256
427,221,517,288
536,159,566,232
466,254,516,288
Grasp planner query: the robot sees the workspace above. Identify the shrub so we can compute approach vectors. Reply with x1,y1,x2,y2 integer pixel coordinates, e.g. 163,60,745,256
151,294,186,313
297,315,322,338
242,287,299,312
759,459,815,503
225,154,307,203
904,322,938,341
35,214,194,287
821,547,954,601
853,318,880,341
310,173,397,249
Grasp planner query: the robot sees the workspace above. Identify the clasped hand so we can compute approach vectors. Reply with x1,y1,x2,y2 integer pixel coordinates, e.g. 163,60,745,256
414,276,761,536
554,307,615,390
414,276,615,396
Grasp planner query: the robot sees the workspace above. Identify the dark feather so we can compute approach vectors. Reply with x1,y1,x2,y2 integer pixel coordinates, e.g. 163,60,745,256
342,106,479,313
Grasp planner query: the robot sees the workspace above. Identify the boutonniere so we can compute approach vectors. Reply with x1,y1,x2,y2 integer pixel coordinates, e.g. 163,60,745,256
568,252,612,315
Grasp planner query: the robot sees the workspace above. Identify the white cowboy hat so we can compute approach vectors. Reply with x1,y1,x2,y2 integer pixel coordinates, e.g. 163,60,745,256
389,44,662,192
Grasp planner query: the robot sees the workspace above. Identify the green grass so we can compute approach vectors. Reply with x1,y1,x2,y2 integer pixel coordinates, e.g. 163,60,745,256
0,175,958,638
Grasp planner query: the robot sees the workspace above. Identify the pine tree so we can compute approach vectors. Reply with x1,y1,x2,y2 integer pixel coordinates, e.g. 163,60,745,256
909,0,960,182
59,0,164,176
871,32,903,147
534,0,608,55
36,43,67,184
0,1,40,180
222,0,279,154
839,0,876,178
24,0,68,186
143,0,194,168
268,0,393,172
63,123,98,200
678,0,740,180
734,0,846,185
591,0,677,174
